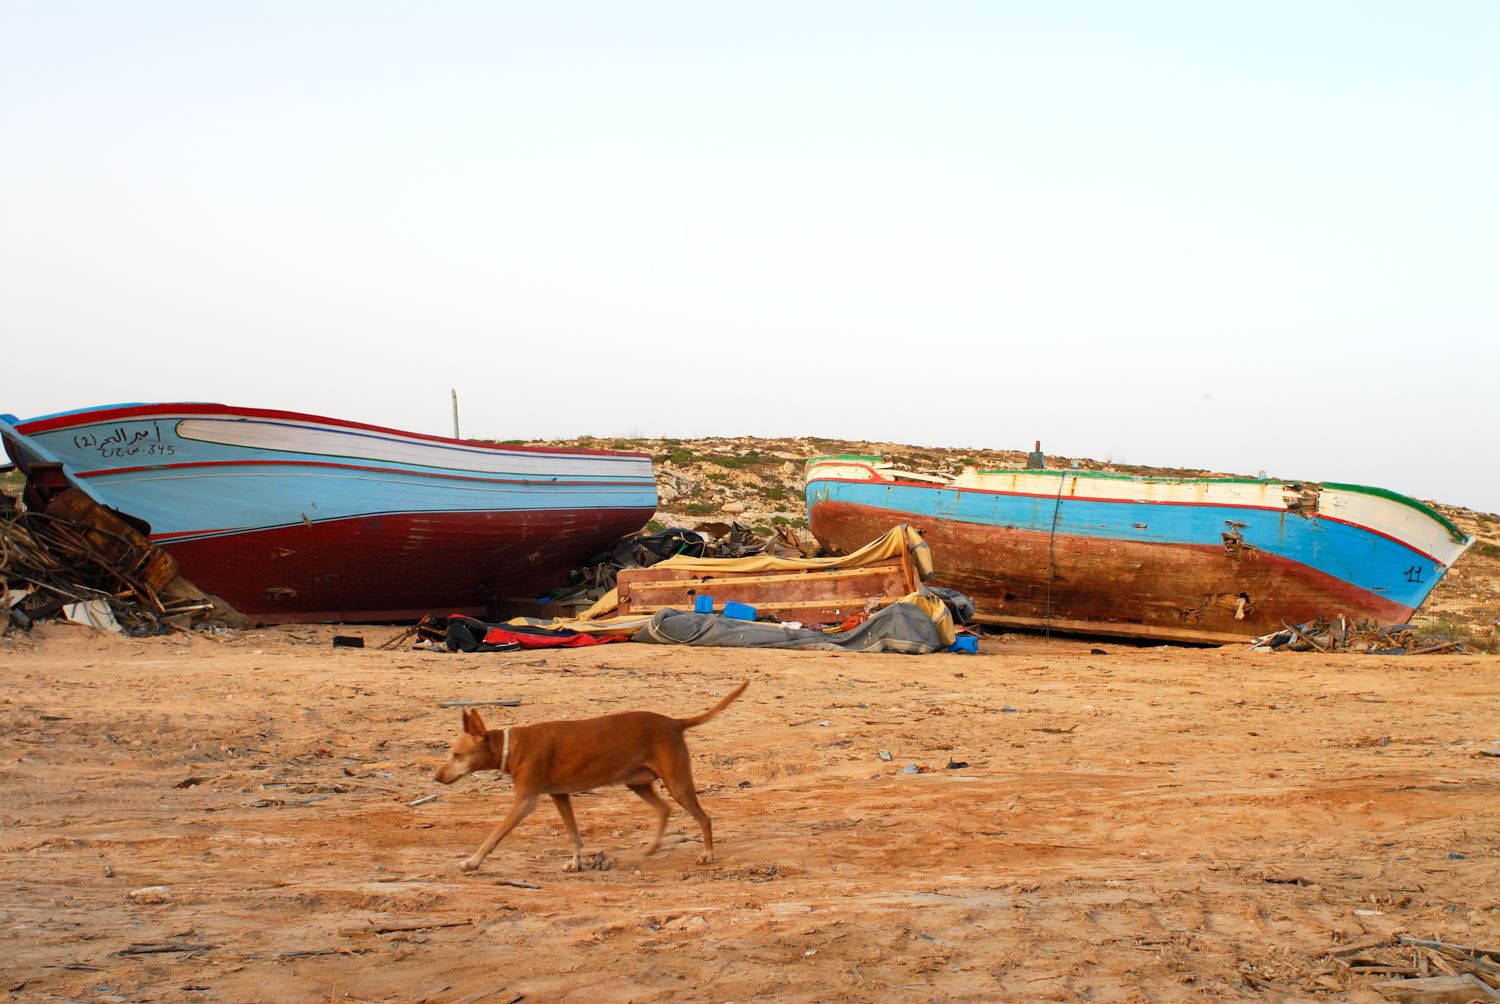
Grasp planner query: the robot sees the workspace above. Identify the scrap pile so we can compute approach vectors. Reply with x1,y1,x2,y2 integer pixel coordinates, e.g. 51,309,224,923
1249,616,1473,655
1,489,198,636
1322,936,1500,1000
558,523,771,606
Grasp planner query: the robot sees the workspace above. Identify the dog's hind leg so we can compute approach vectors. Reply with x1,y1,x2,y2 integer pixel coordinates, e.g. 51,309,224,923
550,793,587,872
628,782,672,856
656,754,715,864
460,794,538,873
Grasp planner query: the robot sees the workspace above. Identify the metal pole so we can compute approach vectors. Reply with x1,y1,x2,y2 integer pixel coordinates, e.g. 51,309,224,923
451,389,460,439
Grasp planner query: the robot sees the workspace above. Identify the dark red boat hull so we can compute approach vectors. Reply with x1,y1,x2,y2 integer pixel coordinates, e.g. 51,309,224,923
162,507,655,623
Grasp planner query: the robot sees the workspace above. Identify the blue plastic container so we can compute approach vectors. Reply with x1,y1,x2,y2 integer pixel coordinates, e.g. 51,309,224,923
722,600,757,621
693,594,714,614
949,636,977,655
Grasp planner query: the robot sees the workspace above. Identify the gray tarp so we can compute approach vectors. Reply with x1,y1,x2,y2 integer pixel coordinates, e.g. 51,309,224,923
924,585,975,624
632,602,946,654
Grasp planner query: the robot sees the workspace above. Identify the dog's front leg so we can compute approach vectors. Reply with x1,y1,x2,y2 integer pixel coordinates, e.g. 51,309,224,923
461,794,538,873
549,793,588,872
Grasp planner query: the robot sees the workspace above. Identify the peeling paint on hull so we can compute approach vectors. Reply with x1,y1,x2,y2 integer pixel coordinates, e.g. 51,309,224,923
811,499,1412,641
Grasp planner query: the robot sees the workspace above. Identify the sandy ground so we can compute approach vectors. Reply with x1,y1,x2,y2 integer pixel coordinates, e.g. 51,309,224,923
2,623,1498,1004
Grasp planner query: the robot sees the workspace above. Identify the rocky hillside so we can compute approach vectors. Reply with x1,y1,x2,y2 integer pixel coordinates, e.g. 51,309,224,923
566,434,1202,535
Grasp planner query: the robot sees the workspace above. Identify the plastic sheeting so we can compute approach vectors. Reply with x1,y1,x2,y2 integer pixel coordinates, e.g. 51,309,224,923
508,588,958,646
633,599,949,654
62,599,122,633
924,585,975,624
414,614,631,652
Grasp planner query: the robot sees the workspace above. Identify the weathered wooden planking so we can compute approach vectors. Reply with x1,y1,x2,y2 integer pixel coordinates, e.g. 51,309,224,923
616,559,918,623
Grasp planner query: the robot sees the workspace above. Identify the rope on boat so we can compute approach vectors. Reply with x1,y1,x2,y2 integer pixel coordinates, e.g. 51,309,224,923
1045,471,1067,640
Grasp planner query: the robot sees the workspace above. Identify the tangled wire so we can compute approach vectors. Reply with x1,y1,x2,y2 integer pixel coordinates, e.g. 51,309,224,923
2,510,174,635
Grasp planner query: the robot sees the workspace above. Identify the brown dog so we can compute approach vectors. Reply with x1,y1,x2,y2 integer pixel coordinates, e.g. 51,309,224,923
433,680,749,873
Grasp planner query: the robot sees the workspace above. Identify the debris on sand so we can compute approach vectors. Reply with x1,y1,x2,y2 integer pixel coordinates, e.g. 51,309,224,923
1322,935,1500,1000
1249,616,1475,655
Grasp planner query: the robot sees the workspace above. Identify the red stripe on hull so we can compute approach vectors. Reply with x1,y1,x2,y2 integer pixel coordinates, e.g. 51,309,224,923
78,458,647,486
161,507,653,624
811,500,1412,642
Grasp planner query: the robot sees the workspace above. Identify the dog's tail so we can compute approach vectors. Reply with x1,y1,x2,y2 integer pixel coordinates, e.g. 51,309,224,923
677,679,750,729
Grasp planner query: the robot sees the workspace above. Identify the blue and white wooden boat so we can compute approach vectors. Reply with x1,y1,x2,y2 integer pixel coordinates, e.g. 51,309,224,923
806,455,1472,643
1,403,657,622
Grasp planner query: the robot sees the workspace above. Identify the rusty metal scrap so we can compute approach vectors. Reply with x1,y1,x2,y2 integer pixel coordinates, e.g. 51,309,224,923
1,493,189,636
43,489,178,594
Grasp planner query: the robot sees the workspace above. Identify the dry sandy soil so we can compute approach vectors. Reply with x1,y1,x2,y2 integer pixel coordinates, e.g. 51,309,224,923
2,623,1497,1003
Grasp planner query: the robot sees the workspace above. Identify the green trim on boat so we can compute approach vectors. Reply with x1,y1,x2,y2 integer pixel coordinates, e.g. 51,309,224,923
805,454,885,465
971,467,1269,485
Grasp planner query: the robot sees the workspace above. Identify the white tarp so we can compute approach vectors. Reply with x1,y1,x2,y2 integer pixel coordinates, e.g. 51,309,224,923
62,599,122,633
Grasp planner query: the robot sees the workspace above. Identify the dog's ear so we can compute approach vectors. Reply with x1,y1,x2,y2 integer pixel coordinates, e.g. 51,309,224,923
463,708,487,736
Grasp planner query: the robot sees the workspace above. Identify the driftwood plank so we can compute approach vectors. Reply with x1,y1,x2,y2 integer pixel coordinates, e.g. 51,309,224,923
379,625,419,650
1371,974,1500,1002
1327,937,1389,959
341,919,472,936
1352,965,1420,975
231,948,360,960
1402,938,1500,963
117,942,216,955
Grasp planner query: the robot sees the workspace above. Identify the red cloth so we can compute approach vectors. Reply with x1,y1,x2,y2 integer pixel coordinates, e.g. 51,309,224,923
834,611,868,632
479,627,629,649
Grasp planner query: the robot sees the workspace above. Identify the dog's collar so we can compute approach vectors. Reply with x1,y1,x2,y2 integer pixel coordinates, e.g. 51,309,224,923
500,727,510,774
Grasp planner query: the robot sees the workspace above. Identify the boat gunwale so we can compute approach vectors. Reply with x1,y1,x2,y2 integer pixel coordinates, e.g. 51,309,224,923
6,403,654,460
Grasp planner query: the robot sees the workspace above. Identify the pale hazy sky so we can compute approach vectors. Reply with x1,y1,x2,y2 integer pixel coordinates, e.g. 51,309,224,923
3,3,1496,511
